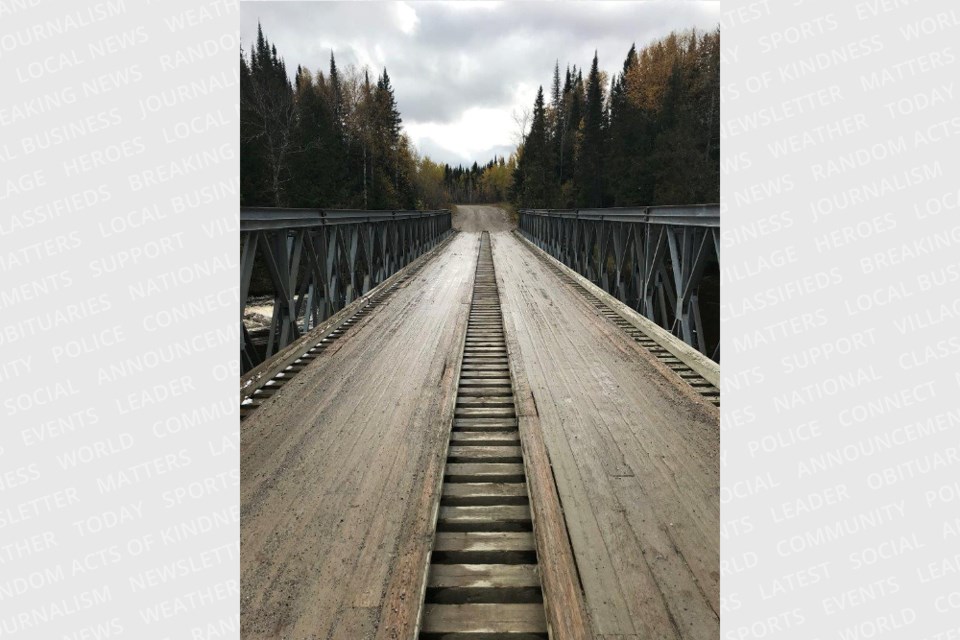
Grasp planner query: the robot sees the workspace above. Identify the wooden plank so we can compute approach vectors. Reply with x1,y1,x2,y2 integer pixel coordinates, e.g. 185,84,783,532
426,564,542,604
449,431,521,444
443,482,528,505
421,603,547,634
447,446,523,461
456,397,515,407
456,387,515,397
432,531,536,563
446,463,525,482
455,393,512,403
460,370,513,377
453,426,517,434
455,407,516,417
439,505,532,530
428,563,540,588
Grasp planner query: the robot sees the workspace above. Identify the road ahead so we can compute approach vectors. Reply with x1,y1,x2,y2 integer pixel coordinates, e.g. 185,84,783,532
241,206,719,639
452,203,514,232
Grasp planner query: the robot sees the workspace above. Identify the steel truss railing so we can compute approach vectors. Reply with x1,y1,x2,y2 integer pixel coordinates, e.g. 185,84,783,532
241,207,452,372
519,205,720,361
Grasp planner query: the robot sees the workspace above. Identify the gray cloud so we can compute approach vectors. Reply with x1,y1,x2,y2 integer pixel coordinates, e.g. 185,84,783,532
241,1,719,165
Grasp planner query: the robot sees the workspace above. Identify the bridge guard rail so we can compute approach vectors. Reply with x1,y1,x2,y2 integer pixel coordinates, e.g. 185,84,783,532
241,207,452,372
519,205,720,361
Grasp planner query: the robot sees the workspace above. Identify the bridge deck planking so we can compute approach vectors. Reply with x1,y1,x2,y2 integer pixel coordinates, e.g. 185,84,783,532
492,231,719,640
240,231,477,639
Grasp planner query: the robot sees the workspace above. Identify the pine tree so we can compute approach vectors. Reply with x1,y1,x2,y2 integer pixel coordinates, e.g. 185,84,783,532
550,61,565,201
576,52,604,207
503,30,720,211
329,52,344,135
241,23,296,206
557,67,582,204
376,69,405,202
365,68,411,207
513,86,551,207
607,43,648,205
240,47,264,205
357,68,374,208
288,65,346,207
241,24,459,211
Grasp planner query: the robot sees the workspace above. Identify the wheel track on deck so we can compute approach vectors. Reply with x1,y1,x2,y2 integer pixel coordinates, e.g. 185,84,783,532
517,233,720,408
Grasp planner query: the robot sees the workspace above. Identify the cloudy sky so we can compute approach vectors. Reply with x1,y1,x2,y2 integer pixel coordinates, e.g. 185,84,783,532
241,1,719,166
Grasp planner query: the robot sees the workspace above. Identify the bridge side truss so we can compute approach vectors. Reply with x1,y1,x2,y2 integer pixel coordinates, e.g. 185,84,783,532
519,205,720,361
241,208,452,372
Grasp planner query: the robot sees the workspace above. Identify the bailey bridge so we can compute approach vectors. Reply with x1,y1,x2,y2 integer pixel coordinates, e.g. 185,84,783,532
240,204,720,639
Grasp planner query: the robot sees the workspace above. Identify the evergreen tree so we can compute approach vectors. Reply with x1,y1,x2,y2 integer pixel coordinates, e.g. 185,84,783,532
506,30,720,210
240,24,458,211
375,68,410,206
240,47,269,206
241,23,296,206
512,86,552,207
607,43,651,205
550,61,565,200
575,52,605,207
288,66,345,207
355,68,375,208
241,24,720,216
329,52,345,138
550,61,562,115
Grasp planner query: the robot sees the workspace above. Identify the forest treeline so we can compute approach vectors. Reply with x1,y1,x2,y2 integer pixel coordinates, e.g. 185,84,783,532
241,25,421,209
240,25,719,211
512,29,720,208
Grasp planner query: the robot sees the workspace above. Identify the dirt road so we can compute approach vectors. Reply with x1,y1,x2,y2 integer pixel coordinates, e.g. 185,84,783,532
452,204,515,232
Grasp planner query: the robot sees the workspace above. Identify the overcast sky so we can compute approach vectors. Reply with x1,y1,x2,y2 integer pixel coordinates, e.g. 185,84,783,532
241,1,719,166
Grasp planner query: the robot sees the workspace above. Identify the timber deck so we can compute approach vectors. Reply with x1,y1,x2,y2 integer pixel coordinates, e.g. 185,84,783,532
241,206,719,640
